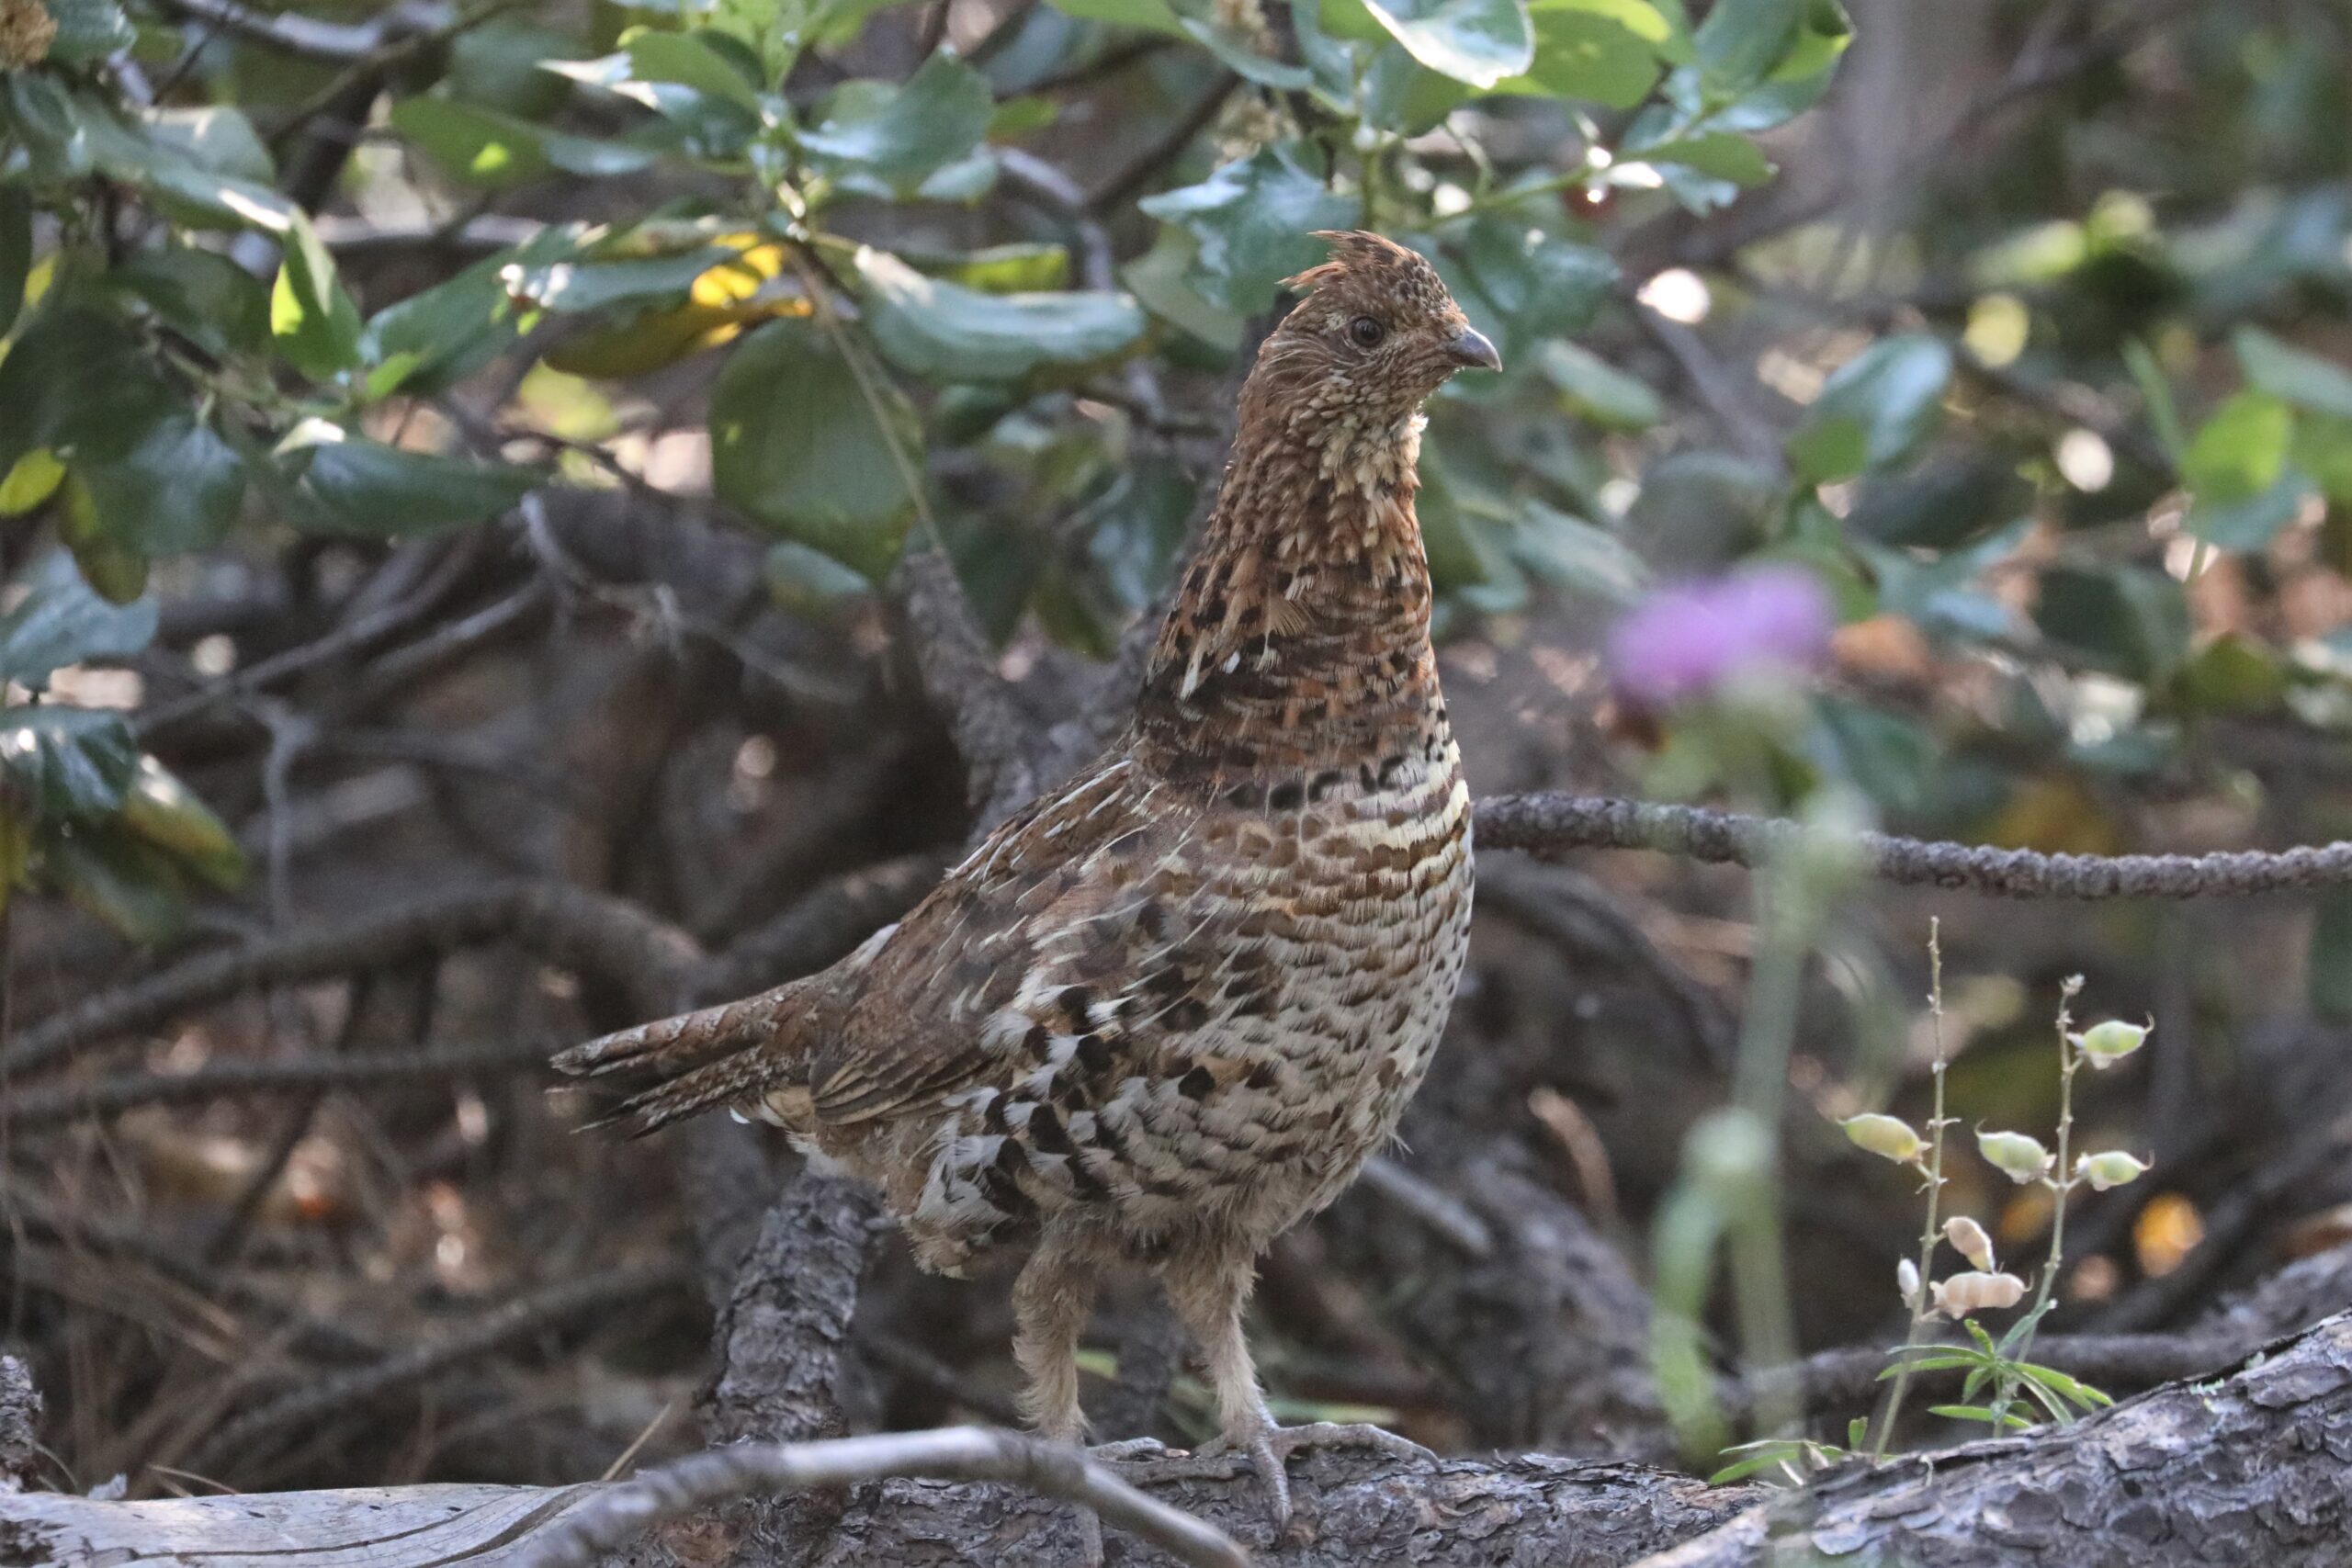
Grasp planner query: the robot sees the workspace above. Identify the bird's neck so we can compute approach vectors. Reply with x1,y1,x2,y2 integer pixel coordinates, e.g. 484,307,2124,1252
1132,416,1447,784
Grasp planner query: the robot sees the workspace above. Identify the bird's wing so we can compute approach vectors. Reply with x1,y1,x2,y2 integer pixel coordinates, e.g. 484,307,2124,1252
808,754,1214,1125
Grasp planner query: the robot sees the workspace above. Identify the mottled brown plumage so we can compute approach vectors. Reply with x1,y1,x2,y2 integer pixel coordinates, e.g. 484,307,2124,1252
554,231,1498,1519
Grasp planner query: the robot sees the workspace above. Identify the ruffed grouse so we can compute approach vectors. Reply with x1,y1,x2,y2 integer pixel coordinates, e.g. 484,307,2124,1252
555,230,1498,1519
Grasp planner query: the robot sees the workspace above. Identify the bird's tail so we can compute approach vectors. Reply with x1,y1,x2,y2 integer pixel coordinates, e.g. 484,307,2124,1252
550,978,820,1137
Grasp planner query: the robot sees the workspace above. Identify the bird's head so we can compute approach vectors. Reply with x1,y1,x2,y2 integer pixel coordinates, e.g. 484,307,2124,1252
1238,230,1500,472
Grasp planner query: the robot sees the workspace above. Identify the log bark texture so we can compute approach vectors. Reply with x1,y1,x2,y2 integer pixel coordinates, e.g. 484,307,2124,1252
7,1312,2347,1568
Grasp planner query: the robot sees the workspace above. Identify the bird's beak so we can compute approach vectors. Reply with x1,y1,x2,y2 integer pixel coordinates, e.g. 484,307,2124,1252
1446,327,1502,373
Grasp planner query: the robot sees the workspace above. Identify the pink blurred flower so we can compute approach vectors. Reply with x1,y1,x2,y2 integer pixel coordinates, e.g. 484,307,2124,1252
1607,565,1834,708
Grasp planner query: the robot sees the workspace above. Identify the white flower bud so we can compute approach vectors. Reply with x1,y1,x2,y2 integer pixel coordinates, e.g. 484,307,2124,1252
1896,1257,1922,1311
1930,1269,2026,1318
1976,1128,2053,1184
2075,1150,2150,1191
2070,1020,2152,1071
1943,1215,1996,1272
1840,1112,1924,1165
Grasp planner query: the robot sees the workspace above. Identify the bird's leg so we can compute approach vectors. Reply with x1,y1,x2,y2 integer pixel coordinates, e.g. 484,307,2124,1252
1111,1247,1433,1529
1012,1235,1098,1445
1012,1237,1111,1566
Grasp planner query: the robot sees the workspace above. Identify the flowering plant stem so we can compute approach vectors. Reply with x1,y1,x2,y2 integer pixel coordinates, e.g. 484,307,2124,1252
1989,976,2086,1422
1867,919,1950,1459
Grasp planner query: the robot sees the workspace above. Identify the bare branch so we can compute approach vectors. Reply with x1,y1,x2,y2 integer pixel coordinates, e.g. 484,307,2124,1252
508,1427,1248,1568
2,880,697,1079
1476,793,2352,899
1,1040,555,1130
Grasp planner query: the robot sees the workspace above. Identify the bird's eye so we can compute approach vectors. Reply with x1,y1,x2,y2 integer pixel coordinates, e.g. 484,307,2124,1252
1347,315,1385,349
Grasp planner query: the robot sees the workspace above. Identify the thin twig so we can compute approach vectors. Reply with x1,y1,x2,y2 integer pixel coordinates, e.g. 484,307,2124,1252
507,1427,1248,1568
2,1040,556,1130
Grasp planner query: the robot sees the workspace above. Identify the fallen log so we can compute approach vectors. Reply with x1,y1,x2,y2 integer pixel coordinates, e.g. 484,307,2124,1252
6,1311,2346,1568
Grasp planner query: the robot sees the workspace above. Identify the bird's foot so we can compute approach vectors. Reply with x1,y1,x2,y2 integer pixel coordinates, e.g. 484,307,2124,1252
1100,1420,1433,1531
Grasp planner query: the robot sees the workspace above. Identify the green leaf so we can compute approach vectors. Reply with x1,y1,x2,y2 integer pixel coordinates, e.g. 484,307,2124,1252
2182,389,2309,549
710,320,921,579
366,246,545,395
1510,500,1648,604
271,212,366,378
764,538,874,619
2189,473,2311,552
1497,0,1668,107
44,0,133,64
2184,390,2293,500
0,305,179,478
57,478,149,604
120,756,245,890
1045,0,1184,35
72,411,245,556
1693,0,1800,94
1139,144,1358,314
1928,1403,2033,1430
799,53,993,196
391,96,657,186
0,452,65,518
0,553,157,689
2233,326,2352,421
1786,333,1953,483
854,247,1146,381
2032,564,2190,683
58,89,296,233
1538,339,1662,430
2312,889,2352,1023
448,17,585,118
277,422,537,536
2013,1361,2114,1414
46,826,191,944
622,27,765,113
0,705,141,818
1451,217,1616,352
1640,130,1772,186
140,105,275,185
0,187,31,339
1358,0,1535,89
112,243,274,360
500,244,734,312
934,243,1072,293
1847,455,2031,550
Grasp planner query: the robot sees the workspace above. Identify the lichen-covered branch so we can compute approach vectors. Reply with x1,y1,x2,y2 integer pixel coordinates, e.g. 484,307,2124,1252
1477,793,2352,899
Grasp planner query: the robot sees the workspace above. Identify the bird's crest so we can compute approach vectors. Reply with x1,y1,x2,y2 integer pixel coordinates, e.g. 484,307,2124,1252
1284,230,1453,315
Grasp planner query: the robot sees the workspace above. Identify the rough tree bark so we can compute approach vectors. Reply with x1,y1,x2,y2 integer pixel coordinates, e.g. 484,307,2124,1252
8,1310,2348,1567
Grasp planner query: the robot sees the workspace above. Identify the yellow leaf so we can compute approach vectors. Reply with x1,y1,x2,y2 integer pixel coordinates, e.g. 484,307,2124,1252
0,448,63,516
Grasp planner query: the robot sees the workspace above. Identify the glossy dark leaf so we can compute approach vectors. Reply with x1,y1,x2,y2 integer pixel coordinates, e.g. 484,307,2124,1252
1787,333,1952,483
1451,217,1616,352
1356,0,1535,89
278,423,537,536
2032,563,2190,683
855,247,1146,381
0,305,180,478
2234,325,2352,421
46,825,190,944
0,552,158,689
1139,144,1358,314
1497,0,1669,107
0,187,28,338
72,411,244,557
270,212,367,378
800,53,993,196
710,320,921,580
0,704,141,818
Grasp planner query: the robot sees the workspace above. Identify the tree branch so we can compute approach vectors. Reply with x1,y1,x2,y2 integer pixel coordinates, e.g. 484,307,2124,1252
1476,794,2352,899
511,1428,1249,1568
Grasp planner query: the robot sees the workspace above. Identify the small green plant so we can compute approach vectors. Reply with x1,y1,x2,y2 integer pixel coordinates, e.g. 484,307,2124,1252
1712,938,2153,1483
